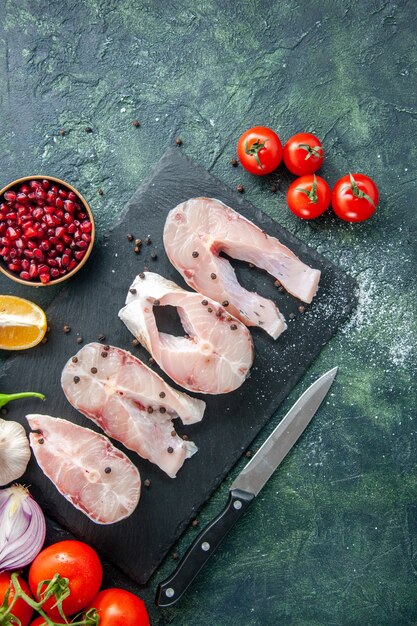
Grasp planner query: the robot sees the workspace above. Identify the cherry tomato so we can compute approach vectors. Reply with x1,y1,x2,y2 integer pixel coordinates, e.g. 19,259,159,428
0,572,33,626
28,540,103,619
87,588,150,626
283,132,324,175
286,174,331,219
237,126,282,175
331,173,378,222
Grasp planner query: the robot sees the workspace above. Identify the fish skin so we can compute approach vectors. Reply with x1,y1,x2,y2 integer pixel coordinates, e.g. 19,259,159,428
118,272,254,395
61,343,203,478
163,197,321,338
27,414,141,525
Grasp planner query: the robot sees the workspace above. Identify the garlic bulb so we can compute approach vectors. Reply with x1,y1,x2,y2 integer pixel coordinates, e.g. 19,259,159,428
0,419,31,486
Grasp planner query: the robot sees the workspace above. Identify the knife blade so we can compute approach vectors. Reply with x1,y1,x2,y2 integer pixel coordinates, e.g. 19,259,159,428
155,367,338,608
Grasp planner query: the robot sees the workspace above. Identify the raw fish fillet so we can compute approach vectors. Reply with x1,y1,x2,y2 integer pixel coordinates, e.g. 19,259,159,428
27,414,140,525
61,343,203,478
163,197,321,338
118,272,254,394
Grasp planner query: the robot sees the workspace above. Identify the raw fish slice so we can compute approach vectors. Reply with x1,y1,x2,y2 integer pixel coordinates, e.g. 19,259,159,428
118,272,254,394
61,343,203,478
27,414,140,525
163,197,321,338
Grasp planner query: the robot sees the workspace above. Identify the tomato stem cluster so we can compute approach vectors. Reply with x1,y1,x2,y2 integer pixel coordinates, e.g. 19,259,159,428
0,574,100,626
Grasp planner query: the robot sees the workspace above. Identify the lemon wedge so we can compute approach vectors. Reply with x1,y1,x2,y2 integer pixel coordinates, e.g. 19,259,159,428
0,295,47,350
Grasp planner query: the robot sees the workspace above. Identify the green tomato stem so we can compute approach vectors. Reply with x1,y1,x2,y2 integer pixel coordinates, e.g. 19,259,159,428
0,392,45,408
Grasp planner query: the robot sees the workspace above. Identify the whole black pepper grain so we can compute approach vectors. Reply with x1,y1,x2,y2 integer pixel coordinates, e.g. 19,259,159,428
192,251,199,258
132,120,140,127
71,356,78,363
171,430,176,437
98,333,106,341
129,288,137,295
74,376,80,384
278,286,285,293
289,313,296,320
172,552,179,560
159,391,166,398
202,300,208,306
132,339,140,347
216,310,222,317
175,137,182,146
245,450,253,458
210,273,217,280
127,233,134,241
85,126,93,133
182,434,189,441
41,337,48,344
230,324,238,330
226,315,233,322
222,300,229,307
154,299,160,306
207,307,213,313
104,467,112,474
97,188,104,195
59,129,65,136
167,446,174,454
191,519,199,528
298,305,306,314
144,236,152,246
230,157,238,167
271,184,278,193
91,367,98,374
139,272,145,279
134,246,140,254
151,251,157,260
147,406,153,413
101,351,108,358
274,280,281,288
236,184,244,193
248,263,254,268
103,345,110,351
160,406,166,413
0,408,8,415
38,438,44,444
76,337,83,344
144,479,151,488
135,239,141,246
148,357,155,365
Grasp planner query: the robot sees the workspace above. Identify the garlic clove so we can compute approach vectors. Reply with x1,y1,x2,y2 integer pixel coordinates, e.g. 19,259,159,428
0,419,31,486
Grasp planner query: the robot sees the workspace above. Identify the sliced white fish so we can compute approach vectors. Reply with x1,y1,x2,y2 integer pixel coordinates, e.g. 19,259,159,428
118,272,254,395
61,343,203,478
163,197,321,338
27,414,140,525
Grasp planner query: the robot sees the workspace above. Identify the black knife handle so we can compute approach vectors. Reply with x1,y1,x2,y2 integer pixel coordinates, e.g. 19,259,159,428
155,488,255,607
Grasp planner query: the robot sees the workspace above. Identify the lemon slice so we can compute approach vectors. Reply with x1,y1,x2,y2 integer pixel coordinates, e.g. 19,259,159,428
0,295,47,350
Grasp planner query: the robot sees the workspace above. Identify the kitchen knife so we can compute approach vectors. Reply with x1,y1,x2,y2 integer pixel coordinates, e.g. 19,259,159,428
155,367,338,607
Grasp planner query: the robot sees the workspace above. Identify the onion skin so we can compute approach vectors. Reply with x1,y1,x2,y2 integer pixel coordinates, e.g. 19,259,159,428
0,485,46,572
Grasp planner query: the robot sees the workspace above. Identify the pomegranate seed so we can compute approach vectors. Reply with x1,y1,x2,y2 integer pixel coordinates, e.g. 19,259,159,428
46,228,55,236
55,226,66,239
4,191,16,202
55,209,64,220
17,205,27,217
51,185,58,193
50,214,61,226
67,223,76,234
33,250,44,262
1,236,11,246
55,257,62,268
39,223,48,234
64,200,75,213
23,226,39,238
67,191,77,201
32,208,44,221
23,249,34,259
38,264,49,274
50,268,60,278
81,233,91,243
9,249,17,259
62,234,72,245
8,262,21,272
77,212,87,220
48,249,58,259
30,180,41,189
44,205,56,214
49,236,59,246
27,241,36,250
74,250,86,261
44,214,55,227
59,268,67,276
19,271,31,281
80,220,92,233
39,272,51,284
61,253,70,267
20,184,30,194
55,197,64,209
6,212,17,221
16,192,29,204
56,243,65,253
0,223,6,234
15,238,25,249
21,259,30,271
64,212,74,224
41,179,50,190
0,214,5,223
47,258,58,267
40,240,50,251
46,191,57,204
28,192,36,201
6,227,19,240
58,189,68,199
73,219,80,227
0,246,9,256
68,259,77,271
35,188,46,202
29,263,39,278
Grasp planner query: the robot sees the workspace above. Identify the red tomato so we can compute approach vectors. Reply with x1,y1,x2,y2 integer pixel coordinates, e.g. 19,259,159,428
87,588,150,626
283,132,324,175
332,173,378,222
0,572,33,626
286,174,331,219
237,126,282,175
30,618,66,626
28,540,102,619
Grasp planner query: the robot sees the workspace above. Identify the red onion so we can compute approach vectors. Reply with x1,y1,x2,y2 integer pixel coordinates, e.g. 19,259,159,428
0,484,46,571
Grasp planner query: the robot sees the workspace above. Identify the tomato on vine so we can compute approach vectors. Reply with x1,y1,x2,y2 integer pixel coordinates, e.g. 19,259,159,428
237,126,282,175
331,173,378,222
286,174,331,219
283,132,324,175
87,588,150,626
0,573,33,626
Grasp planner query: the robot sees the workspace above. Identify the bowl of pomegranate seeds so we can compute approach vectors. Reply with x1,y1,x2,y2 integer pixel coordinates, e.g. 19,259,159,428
0,176,95,286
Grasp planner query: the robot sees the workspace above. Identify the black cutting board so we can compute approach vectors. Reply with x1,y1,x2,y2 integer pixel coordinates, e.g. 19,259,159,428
0,148,357,584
